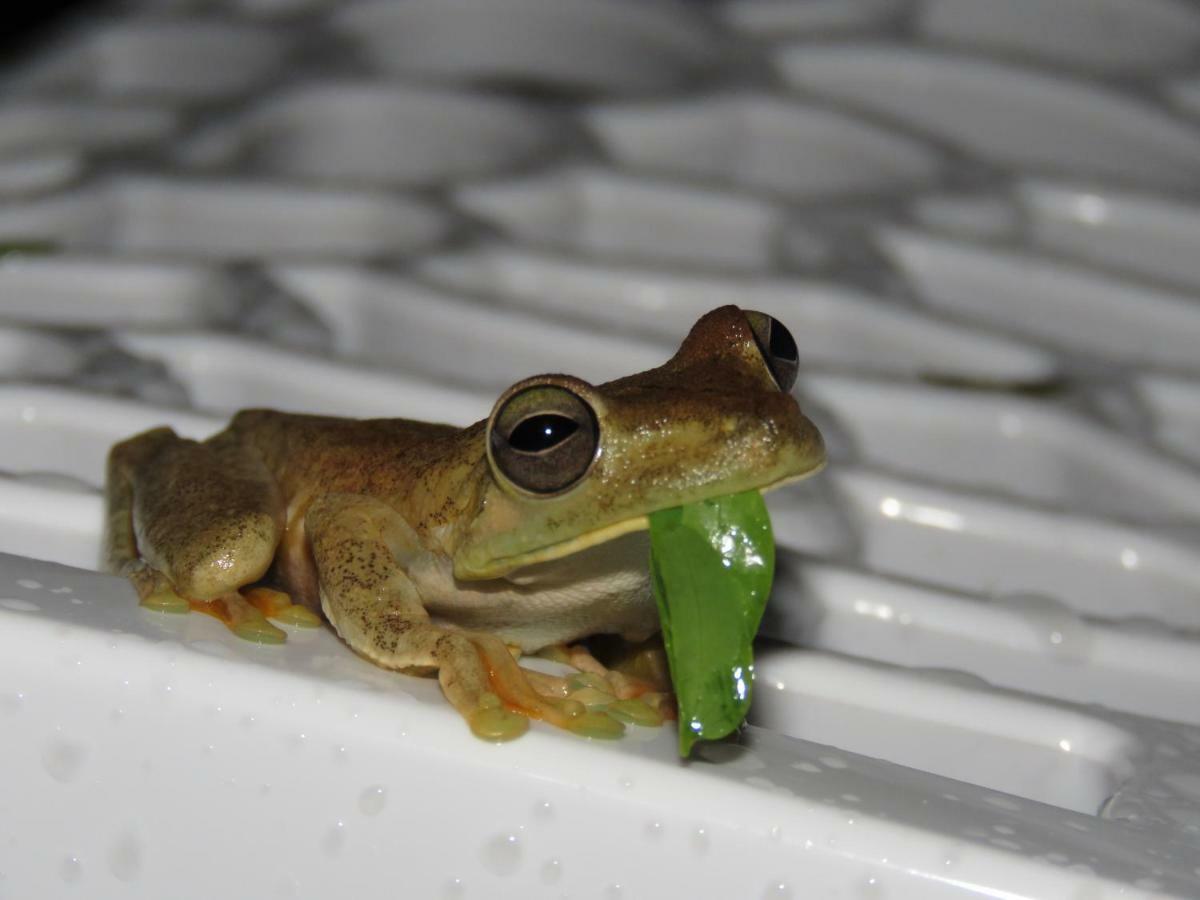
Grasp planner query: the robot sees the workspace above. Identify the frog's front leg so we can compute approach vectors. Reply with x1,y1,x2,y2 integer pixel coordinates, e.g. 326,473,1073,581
306,493,620,741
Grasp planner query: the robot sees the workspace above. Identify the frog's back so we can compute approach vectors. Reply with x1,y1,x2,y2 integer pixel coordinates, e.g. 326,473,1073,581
223,409,485,515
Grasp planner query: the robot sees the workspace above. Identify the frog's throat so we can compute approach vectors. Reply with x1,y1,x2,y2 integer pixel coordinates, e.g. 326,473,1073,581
459,466,822,581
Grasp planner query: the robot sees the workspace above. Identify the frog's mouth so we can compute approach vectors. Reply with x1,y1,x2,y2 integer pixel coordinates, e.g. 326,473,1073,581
458,467,821,581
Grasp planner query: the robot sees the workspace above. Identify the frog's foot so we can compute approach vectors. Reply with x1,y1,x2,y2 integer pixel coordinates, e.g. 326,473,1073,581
188,592,288,645
467,634,627,740
529,642,672,728
124,561,191,615
242,586,322,629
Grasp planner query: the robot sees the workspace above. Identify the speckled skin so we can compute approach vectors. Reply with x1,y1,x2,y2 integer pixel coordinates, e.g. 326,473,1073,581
104,306,825,737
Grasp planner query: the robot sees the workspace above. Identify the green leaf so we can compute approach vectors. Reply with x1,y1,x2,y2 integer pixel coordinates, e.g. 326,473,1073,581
648,490,775,756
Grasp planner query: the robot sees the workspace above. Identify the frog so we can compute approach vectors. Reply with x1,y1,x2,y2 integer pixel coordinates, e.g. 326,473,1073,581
103,306,825,741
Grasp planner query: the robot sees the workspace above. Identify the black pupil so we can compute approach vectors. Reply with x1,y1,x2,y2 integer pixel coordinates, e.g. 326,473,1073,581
768,318,798,364
508,414,579,453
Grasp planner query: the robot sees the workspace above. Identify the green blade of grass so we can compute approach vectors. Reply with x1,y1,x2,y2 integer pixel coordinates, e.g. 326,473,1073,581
648,490,775,756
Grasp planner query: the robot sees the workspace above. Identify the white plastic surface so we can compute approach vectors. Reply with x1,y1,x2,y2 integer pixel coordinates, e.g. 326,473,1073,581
3,2,1200,899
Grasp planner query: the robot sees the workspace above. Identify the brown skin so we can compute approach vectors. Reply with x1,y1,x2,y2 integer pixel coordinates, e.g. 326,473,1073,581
104,306,825,741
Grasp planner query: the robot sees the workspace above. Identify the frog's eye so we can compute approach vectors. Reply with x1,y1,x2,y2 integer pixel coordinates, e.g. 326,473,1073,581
745,311,799,392
489,385,599,495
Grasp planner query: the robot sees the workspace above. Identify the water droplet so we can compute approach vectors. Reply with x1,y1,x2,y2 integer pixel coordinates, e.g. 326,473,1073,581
818,756,847,770
17,579,42,590
618,775,634,790
540,859,562,884
841,793,861,804
983,795,1022,812
275,876,299,898
791,761,822,774
482,833,521,876
60,856,82,884
69,597,83,605
0,598,39,613
992,592,1092,663
359,785,386,816
646,821,663,839
442,878,465,899
1,692,23,715
533,800,553,820
763,882,793,898
322,822,346,856
108,832,142,882
691,827,710,854
605,884,623,899
769,825,783,842
992,824,1015,836
857,875,883,898
43,738,87,783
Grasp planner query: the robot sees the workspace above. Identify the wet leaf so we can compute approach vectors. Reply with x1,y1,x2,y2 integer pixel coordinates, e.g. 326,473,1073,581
648,490,774,756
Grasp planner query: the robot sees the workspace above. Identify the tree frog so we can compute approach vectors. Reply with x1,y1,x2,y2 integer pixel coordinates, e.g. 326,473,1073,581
104,306,825,740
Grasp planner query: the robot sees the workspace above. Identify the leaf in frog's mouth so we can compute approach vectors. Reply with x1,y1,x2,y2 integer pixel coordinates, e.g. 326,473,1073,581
648,489,774,757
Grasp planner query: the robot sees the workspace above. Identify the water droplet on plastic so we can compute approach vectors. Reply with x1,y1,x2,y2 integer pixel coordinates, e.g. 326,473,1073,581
322,822,346,856
60,856,82,883
791,761,821,774
646,821,663,839
605,884,623,899
983,795,1022,812
691,827,710,854
482,833,521,876
533,800,553,820
992,592,1092,663
108,832,142,882
359,785,386,816
540,859,562,884
764,882,793,898
1,598,39,613
858,875,883,898
442,878,465,899
43,738,86,783
17,579,42,590
819,756,847,770
1,692,23,715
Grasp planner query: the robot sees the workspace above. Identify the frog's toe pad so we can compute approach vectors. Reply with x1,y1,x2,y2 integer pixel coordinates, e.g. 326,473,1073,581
189,595,288,645
140,585,190,614
468,693,530,741
242,587,322,628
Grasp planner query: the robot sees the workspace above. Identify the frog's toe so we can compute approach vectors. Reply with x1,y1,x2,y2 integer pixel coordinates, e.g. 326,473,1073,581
242,586,322,628
189,593,287,645
468,693,530,741
140,583,190,614
124,562,189,614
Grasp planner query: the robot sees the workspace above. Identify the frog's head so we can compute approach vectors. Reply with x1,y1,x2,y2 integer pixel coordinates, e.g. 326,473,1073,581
453,305,826,579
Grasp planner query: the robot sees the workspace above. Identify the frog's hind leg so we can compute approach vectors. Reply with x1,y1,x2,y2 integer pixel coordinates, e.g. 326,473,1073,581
105,427,291,643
